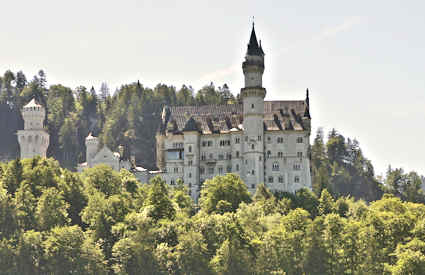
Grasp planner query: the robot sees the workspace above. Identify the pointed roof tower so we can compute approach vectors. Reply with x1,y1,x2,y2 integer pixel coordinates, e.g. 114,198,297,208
247,22,265,56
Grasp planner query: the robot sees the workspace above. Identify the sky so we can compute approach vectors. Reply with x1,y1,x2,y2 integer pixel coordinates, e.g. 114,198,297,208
1,0,424,176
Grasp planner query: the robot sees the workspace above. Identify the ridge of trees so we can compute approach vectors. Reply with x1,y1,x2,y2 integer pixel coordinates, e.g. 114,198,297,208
1,159,425,274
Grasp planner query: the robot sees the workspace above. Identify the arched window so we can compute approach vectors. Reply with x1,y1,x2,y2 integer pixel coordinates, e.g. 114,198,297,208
267,150,271,158
272,162,279,171
251,144,254,150
236,164,240,171
294,176,300,183
188,145,192,153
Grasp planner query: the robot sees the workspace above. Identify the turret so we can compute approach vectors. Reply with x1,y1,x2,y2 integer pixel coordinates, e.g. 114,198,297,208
17,98,49,159
22,98,45,130
241,23,266,191
85,133,99,166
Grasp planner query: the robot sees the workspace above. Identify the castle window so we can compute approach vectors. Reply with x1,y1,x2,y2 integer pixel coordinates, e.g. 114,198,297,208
189,190,192,196
170,179,175,185
236,164,240,171
258,135,261,141
297,137,303,143
202,141,207,147
188,160,193,166
208,167,214,174
251,184,255,189
268,176,274,183
272,162,279,171
294,176,300,183
277,137,284,143
188,146,192,153
209,153,213,159
251,170,255,175
201,153,206,160
251,144,254,150
297,152,303,158
278,152,283,158
245,136,248,142
259,156,262,161
174,167,179,173
218,167,223,174
267,150,271,158
236,151,240,158
293,164,301,171
267,136,271,143
188,183,192,188
188,172,192,178
227,166,232,173
251,104,254,109
218,154,224,160
278,176,284,183
235,137,240,144
207,141,213,147
200,167,205,174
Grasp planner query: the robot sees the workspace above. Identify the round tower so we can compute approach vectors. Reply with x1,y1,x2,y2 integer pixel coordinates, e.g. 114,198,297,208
17,98,50,159
85,133,99,166
241,23,266,191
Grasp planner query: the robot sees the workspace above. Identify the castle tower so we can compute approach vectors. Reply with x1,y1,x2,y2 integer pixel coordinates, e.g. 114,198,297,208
17,98,50,159
85,133,99,167
241,23,266,190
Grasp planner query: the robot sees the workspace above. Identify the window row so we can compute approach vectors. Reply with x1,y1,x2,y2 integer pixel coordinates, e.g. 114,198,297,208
267,175,300,183
172,142,184,148
200,164,240,175
201,151,240,160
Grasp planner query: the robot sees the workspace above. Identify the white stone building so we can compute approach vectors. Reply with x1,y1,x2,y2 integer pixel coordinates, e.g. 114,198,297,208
156,24,312,200
17,99,50,159
77,133,131,172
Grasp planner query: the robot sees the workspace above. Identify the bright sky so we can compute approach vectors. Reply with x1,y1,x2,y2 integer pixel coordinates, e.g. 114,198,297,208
1,0,424,176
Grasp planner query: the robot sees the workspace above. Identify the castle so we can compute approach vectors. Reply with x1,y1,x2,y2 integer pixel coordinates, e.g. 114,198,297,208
17,99,50,159
17,24,313,201
156,24,312,200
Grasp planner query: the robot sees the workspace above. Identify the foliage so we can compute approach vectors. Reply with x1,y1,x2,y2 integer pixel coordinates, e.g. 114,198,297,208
0,157,424,274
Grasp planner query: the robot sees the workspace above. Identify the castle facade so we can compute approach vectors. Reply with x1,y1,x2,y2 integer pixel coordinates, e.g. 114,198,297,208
156,24,312,200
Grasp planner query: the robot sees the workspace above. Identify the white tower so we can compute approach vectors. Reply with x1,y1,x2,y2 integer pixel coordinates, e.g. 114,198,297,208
17,98,50,159
241,23,266,191
85,133,99,167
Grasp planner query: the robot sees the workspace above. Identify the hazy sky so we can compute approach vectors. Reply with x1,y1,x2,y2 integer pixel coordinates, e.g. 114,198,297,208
1,0,424,176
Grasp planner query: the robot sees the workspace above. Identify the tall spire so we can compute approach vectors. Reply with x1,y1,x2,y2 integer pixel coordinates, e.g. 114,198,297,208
247,21,264,56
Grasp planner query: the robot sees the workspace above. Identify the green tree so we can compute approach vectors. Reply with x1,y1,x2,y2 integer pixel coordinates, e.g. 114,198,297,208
200,173,252,214
35,187,70,230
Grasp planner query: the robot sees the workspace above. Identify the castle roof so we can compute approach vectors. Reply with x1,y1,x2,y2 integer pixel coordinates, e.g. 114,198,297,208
247,23,264,56
160,100,310,135
85,132,98,141
24,98,42,108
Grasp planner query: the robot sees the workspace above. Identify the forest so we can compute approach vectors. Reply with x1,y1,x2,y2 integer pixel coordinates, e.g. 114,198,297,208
1,69,425,274
1,158,425,274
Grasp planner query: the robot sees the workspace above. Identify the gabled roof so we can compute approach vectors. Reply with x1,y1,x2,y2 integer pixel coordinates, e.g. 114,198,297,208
182,116,202,132
24,98,42,108
160,100,310,135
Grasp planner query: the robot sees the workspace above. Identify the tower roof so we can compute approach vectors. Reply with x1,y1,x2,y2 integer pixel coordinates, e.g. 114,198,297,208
247,23,264,56
24,98,42,108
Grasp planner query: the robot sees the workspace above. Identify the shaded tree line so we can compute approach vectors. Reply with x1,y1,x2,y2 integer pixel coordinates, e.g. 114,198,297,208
0,70,235,170
1,158,425,274
310,128,425,203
